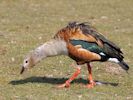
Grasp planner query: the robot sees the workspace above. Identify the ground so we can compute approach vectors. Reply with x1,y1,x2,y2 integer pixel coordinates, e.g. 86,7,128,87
0,0,133,100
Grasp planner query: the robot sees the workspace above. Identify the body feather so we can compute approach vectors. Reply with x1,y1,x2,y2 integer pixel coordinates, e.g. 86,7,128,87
54,22,129,70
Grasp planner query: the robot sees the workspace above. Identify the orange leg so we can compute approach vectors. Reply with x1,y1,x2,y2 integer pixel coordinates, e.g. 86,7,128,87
86,63,96,88
57,67,81,88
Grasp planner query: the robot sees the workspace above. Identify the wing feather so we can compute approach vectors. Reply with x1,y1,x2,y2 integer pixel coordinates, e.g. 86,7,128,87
54,22,124,61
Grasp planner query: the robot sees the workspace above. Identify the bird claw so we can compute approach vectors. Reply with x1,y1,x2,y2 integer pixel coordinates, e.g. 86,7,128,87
85,81,96,88
57,81,70,88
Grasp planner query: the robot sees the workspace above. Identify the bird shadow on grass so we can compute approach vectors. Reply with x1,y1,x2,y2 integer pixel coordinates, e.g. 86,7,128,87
9,76,118,87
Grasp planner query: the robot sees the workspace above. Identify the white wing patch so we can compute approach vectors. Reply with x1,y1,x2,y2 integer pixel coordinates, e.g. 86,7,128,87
108,58,119,63
99,52,105,56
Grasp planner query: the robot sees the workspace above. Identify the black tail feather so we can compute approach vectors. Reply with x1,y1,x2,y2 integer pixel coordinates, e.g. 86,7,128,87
119,61,129,71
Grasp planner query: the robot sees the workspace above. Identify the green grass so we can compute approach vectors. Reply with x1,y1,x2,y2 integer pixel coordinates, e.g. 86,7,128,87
0,0,133,99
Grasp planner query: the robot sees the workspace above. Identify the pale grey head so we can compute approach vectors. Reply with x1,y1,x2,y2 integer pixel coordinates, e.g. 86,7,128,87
20,52,36,74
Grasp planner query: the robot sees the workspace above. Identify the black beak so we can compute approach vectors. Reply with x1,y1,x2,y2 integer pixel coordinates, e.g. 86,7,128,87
20,66,25,74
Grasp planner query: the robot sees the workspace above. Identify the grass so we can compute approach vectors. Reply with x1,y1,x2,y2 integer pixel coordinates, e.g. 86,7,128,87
0,0,133,99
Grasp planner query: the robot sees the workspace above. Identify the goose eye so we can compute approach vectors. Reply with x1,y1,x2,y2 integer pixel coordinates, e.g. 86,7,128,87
25,61,28,63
